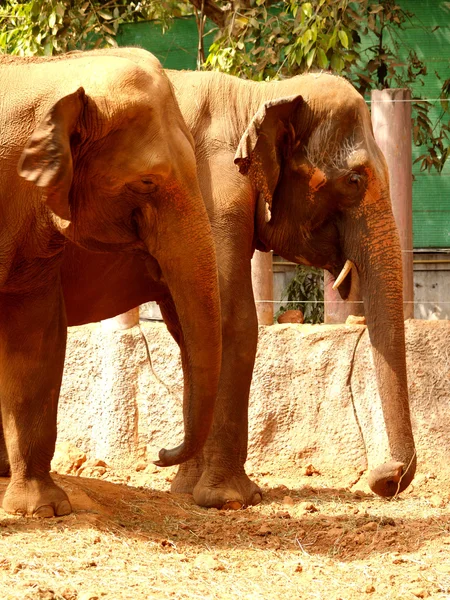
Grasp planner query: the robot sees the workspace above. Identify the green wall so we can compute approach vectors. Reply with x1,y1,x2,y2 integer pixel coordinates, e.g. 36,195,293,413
117,3,449,248
116,17,215,71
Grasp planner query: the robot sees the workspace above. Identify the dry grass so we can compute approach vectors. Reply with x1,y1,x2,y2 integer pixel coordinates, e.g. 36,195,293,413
1,467,450,600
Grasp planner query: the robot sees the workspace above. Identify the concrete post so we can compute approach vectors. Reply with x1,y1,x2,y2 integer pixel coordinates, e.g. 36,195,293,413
101,307,140,331
251,250,274,325
371,88,414,319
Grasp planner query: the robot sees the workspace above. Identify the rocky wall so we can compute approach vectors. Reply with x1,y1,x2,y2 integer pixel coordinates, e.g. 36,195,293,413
57,320,450,480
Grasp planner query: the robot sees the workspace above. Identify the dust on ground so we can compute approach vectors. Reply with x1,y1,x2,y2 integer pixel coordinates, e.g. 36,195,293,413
1,464,450,600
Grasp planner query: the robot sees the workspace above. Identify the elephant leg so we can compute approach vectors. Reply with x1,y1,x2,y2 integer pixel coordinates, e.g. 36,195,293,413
193,263,262,509
164,255,262,508
0,280,71,517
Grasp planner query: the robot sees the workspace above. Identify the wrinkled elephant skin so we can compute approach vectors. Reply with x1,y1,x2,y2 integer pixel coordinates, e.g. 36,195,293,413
60,64,416,507
0,49,222,517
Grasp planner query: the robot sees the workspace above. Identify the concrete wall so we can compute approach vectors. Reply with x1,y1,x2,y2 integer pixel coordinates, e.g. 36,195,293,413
57,320,450,482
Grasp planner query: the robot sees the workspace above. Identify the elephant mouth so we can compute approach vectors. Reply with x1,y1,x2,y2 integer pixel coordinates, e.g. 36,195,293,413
329,259,355,300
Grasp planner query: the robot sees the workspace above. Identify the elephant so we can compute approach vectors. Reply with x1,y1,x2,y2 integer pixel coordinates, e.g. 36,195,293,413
58,53,416,508
0,49,223,517
165,69,417,505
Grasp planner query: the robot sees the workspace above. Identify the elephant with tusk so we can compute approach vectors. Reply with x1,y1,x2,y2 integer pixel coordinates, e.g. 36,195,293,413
59,51,417,508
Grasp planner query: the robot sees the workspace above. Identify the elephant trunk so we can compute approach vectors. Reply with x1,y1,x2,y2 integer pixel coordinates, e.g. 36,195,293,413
344,197,416,497
141,196,222,468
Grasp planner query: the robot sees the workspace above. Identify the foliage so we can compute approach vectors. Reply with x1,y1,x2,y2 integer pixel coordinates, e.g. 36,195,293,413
276,266,324,324
203,0,449,174
0,0,192,56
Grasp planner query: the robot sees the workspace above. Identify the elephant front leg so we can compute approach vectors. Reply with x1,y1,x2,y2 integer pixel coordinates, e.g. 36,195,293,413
0,283,71,517
163,268,262,509
192,280,262,509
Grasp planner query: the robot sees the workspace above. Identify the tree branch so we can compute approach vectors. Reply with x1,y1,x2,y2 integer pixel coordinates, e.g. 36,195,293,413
187,0,228,28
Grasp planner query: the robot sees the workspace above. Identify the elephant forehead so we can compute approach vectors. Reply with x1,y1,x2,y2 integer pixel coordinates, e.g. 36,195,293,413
305,120,365,171
72,56,171,115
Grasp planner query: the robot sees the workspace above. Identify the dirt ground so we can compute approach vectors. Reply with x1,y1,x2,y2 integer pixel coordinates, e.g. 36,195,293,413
1,463,450,600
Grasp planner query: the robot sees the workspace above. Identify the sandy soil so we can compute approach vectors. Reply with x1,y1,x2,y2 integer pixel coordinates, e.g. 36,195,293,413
1,465,450,600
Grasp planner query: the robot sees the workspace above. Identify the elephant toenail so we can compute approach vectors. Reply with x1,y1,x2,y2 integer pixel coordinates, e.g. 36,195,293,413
33,505,55,518
56,500,72,516
252,493,262,505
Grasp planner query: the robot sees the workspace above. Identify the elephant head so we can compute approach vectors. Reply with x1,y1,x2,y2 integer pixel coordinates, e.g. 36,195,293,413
234,73,416,497
17,53,222,467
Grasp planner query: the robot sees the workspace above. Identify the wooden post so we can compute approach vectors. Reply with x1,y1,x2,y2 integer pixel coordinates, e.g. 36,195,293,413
101,307,140,331
371,88,414,319
251,250,274,325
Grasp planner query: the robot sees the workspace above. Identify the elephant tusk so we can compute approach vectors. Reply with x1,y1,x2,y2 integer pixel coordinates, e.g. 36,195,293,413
332,259,355,290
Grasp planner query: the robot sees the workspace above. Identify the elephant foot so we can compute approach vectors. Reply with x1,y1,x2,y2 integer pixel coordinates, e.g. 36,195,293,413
2,475,72,517
171,457,204,495
367,455,416,497
192,469,262,510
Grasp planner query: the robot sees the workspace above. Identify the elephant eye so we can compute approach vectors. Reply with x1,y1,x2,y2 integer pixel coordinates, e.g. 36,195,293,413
126,177,159,195
348,172,361,186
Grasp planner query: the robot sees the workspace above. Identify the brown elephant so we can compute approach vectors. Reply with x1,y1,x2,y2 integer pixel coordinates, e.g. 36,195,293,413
165,69,416,505
0,50,223,517
58,53,415,508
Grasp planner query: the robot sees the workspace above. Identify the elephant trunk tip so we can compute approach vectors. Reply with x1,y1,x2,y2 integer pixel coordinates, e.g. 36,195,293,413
367,455,417,498
153,441,201,468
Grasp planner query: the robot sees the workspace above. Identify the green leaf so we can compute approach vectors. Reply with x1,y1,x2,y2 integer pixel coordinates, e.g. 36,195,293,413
338,29,348,48
316,48,328,69
306,48,315,68
302,29,312,45
302,3,313,18
97,9,113,20
43,39,53,56
330,53,345,73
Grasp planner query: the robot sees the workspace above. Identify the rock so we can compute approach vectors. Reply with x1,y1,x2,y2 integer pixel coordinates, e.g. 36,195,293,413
303,464,321,476
411,588,429,598
256,523,272,536
360,521,378,532
364,585,375,593
298,502,318,513
283,496,295,506
277,310,304,324
275,511,291,519
51,442,86,475
77,459,109,478
346,315,366,325
135,461,147,472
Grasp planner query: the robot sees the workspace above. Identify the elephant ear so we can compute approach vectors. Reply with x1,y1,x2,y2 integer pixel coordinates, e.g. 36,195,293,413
17,87,86,222
234,94,303,222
